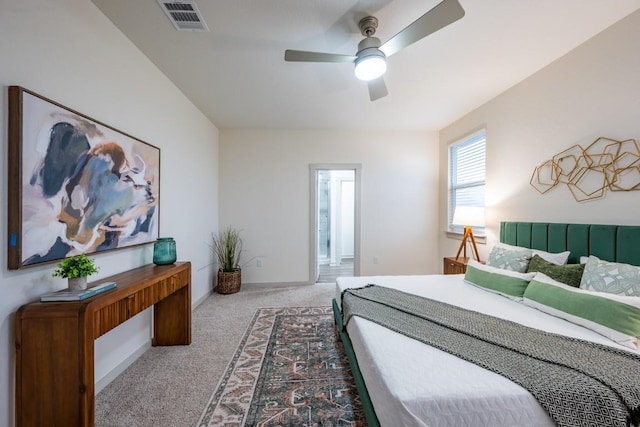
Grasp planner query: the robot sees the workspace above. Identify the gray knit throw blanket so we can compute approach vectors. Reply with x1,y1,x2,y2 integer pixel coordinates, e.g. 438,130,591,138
341,285,640,427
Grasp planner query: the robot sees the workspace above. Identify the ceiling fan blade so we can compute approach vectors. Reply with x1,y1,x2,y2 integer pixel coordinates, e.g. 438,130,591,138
379,0,465,57
368,77,388,101
284,50,357,63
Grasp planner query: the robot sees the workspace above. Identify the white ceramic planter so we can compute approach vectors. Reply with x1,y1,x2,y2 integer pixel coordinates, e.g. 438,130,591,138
68,277,88,291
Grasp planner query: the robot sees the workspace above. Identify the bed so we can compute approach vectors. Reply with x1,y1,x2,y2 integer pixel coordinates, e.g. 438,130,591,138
332,222,640,427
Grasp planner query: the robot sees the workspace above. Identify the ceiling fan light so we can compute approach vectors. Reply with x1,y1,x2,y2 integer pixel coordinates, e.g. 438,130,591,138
354,55,387,81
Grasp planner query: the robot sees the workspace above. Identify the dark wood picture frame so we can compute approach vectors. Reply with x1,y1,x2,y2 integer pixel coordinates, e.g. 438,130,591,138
7,86,160,269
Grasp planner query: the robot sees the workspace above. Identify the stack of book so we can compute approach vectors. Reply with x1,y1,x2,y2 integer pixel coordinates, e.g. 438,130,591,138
40,281,117,302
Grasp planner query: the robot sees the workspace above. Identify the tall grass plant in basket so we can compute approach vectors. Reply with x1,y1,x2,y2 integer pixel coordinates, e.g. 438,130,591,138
211,227,243,294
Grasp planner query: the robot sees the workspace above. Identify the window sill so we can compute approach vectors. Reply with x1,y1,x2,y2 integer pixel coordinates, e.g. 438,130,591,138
446,231,486,244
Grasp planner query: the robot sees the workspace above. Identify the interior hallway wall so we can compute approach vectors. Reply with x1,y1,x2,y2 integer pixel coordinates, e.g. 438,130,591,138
220,129,439,284
0,1,219,425
439,10,640,263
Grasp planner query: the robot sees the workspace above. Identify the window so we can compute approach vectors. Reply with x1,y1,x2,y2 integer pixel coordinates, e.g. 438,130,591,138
448,130,486,235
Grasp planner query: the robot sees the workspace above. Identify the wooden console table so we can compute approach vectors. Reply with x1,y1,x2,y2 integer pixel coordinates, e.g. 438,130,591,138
15,262,192,427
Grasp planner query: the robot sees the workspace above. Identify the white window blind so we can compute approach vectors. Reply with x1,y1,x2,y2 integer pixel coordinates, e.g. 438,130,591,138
448,130,486,234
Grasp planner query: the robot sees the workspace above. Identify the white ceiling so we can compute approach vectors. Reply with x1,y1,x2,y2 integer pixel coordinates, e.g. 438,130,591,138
92,0,640,131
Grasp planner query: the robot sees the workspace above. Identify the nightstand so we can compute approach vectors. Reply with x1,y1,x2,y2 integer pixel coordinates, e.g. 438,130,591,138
443,257,470,274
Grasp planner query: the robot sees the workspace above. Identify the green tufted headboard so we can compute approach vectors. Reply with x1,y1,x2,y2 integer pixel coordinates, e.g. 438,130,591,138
500,222,640,266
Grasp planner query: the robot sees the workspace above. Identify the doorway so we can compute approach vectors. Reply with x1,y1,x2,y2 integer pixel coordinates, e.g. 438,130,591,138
309,165,360,283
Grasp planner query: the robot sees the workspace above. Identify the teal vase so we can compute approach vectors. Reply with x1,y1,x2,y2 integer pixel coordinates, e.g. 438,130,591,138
153,237,176,265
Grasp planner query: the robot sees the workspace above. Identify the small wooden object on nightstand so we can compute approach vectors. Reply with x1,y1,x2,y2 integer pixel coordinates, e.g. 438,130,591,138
443,257,470,274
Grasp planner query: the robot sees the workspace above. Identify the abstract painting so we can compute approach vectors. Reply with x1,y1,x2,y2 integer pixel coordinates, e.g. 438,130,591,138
8,86,160,269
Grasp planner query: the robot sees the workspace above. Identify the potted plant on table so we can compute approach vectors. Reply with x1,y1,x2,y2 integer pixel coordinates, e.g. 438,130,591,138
211,226,243,294
52,254,99,290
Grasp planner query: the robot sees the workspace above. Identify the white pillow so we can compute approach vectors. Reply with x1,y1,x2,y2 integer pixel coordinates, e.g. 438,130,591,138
524,272,640,349
495,242,570,265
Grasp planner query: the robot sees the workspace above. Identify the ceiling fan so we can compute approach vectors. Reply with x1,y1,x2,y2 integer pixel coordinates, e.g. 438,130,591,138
284,0,465,101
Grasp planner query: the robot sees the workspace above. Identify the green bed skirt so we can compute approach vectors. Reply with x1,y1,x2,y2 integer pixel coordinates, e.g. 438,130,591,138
333,298,380,427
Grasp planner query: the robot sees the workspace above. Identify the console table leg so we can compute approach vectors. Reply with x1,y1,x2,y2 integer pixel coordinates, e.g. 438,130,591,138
153,285,191,345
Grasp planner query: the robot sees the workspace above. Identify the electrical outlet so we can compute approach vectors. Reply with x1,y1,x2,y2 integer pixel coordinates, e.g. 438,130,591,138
257,257,263,268
373,256,379,264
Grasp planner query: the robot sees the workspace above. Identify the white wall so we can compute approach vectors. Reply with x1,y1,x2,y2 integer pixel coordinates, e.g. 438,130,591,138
439,10,640,263
0,1,219,425
339,178,355,259
220,129,439,284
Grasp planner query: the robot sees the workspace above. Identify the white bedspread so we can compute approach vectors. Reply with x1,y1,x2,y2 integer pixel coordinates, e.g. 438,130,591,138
336,274,640,427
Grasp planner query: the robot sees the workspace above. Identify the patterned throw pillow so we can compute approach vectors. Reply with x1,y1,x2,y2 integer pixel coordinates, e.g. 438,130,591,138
496,242,570,265
526,255,585,288
580,256,640,297
487,245,532,272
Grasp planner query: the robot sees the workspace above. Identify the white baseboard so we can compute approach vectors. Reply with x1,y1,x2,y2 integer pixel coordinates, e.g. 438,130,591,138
241,281,315,290
192,289,213,308
95,341,151,394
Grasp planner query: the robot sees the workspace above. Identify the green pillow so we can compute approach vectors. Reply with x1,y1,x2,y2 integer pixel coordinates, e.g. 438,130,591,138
523,273,640,349
464,260,535,300
526,254,585,288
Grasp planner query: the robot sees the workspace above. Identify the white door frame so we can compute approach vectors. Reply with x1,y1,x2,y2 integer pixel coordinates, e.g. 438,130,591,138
309,164,361,283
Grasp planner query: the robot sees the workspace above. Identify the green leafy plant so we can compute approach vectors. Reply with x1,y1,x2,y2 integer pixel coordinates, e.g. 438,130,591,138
211,227,243,272
52,254,99,279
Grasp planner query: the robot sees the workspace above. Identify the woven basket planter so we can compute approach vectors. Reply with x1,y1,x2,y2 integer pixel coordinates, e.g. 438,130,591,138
217,269,241,294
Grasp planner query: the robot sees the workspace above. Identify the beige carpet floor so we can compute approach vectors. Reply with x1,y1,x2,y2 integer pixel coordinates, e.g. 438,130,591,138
95,282,336,427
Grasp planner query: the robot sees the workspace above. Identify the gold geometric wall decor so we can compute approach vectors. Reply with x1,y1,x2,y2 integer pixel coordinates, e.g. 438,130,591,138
530,159,560,194
530,137,640,202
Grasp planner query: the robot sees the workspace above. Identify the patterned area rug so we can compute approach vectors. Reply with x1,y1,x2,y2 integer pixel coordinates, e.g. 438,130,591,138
198,306,366,427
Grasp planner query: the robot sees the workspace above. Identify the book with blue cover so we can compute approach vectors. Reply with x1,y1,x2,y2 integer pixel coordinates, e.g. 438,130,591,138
40,281,117,302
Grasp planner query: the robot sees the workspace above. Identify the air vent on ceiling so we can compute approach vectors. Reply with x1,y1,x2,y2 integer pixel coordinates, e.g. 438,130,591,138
157,0,209,32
